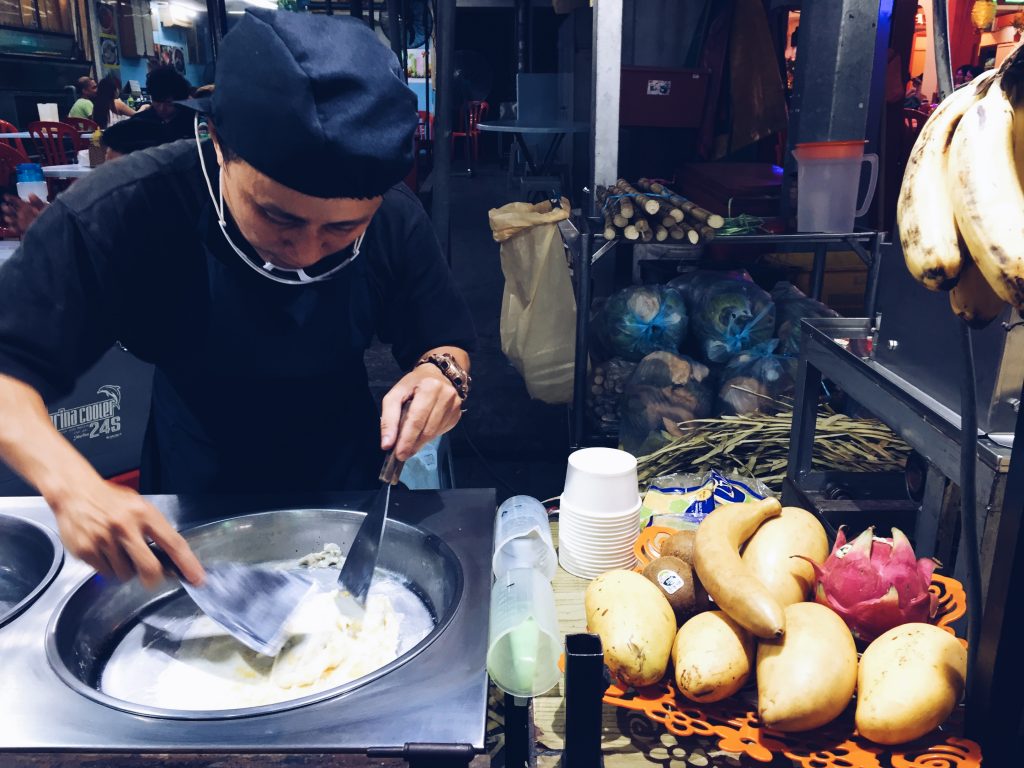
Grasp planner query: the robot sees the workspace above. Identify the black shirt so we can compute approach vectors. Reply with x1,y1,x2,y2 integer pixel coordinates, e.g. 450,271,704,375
0,140,475,492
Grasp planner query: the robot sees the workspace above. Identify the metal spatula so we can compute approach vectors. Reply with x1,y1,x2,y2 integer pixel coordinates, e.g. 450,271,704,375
150,544,316,656
335,403,409,616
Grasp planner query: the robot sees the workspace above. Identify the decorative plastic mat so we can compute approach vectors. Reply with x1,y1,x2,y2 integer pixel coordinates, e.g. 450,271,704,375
595,526,981,767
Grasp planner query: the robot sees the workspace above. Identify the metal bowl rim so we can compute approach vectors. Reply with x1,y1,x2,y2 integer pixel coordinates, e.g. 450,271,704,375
0,514,64,629
44,507,465,720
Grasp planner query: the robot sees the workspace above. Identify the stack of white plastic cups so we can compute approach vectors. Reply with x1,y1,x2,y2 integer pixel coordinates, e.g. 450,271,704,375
558,447,640,579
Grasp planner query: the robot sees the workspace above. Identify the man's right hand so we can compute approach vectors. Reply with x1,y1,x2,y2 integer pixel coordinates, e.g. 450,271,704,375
50,479,205,589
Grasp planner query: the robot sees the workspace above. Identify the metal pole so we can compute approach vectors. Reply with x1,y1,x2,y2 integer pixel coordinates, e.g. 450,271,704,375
431,0,455,261
385,0,404,75
974,378,1024,761
204,0,227,61
931,0,954,100
572,224,592,449
351,0,363,21
590,0,623,200
516,0,528,73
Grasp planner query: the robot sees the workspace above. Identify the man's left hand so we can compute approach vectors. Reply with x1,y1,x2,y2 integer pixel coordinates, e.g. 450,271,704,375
381,363,463,461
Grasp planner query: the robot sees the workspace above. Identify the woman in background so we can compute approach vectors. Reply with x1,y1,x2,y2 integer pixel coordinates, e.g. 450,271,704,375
92,74,136,128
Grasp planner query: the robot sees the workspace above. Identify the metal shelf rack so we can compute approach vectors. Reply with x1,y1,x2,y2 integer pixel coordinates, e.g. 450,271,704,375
561,217,885,449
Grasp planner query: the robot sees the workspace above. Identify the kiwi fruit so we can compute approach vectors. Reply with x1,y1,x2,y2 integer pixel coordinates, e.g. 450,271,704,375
659,529,696,563
642,555,708,623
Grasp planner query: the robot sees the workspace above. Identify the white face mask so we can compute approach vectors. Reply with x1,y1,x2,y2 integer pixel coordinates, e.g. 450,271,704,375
195,116,363,285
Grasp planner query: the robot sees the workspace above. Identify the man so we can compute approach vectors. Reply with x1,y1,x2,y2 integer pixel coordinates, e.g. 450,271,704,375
134,66,195,142
0,10,475,588
68,76,98,119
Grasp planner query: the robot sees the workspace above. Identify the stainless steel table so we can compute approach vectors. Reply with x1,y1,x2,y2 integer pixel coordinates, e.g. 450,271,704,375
476,120,588,177
0,489,495,767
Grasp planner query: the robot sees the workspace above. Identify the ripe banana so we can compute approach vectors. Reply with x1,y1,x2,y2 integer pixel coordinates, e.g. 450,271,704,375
950,75,1024,309
950,240,1006,328
898,71,994,291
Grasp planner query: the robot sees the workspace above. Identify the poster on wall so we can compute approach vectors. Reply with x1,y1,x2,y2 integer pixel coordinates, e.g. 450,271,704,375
94,0,120,77
154,43,186,76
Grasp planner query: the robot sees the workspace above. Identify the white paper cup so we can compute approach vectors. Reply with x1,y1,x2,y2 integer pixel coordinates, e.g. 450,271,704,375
558,547,636,579
561,448,640,515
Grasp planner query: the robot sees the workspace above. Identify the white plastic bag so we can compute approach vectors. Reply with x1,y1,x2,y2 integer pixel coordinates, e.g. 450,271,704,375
489,198,576,404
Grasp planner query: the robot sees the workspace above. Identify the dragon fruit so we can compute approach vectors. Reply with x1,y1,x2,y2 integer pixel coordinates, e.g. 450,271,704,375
799,526,938,643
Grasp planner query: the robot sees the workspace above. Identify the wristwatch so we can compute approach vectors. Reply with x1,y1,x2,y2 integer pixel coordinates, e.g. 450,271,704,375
417,352,472,400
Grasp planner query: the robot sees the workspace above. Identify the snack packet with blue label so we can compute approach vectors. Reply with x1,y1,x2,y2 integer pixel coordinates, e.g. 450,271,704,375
640,470,774,529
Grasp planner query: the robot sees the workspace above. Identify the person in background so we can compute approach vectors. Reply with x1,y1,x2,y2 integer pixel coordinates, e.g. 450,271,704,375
135,66,194,142
954,64,982,89
904,76,924,109
68,77,98,120
1,118,167,237
92,74,136,128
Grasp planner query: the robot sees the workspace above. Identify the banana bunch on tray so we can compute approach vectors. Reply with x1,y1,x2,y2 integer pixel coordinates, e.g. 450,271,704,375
898,51,1024,327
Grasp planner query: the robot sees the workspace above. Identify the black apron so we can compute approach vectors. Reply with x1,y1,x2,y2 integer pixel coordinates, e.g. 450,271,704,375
140,208,382,494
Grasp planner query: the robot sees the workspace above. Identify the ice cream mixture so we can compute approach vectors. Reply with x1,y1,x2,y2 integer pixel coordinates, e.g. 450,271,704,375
100,544,434,711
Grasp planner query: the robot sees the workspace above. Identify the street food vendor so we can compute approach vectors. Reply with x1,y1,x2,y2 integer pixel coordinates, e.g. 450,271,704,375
0,10,474,588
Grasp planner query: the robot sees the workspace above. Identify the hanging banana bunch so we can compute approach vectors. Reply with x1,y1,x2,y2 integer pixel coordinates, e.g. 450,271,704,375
898,48,1024,326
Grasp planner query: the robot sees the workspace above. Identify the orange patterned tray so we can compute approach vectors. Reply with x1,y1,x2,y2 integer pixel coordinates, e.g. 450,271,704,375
597,526,981,767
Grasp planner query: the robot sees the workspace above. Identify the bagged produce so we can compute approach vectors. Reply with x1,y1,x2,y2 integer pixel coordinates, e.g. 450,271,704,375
619,351,713,456
640,469,772,529
687,276,776,363
771,281,840,355
717,345,797,416
586,358,637,437
667,269,754,309
596,286,688,362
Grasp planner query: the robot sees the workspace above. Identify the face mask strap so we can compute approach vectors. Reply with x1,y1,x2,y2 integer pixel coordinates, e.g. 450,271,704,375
194,114,363,284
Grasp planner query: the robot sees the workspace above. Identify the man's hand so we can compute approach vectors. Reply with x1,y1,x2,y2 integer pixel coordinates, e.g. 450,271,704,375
50,478,205,589
381,360,465,462
1,194,47,238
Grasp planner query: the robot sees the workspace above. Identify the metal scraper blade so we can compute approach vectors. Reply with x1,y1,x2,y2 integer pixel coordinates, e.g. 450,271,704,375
336,402,409,617
336,482,391,617
180,563,315,656
149,541,317,657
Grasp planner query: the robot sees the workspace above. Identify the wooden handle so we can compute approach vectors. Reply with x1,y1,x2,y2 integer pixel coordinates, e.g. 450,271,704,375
379,400,411,485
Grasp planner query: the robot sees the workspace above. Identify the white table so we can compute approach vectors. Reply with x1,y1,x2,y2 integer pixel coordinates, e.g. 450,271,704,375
0,132,91,140
476,120,588,176
41,164,92,179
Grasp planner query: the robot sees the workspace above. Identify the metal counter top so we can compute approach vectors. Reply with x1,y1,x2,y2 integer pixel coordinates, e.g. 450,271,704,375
0,489,494,759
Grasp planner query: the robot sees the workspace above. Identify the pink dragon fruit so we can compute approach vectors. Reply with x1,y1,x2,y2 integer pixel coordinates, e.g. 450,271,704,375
799,526,938,643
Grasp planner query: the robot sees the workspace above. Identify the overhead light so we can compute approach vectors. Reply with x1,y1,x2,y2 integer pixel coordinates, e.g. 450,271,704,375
246,0,278,7
971,0,997,30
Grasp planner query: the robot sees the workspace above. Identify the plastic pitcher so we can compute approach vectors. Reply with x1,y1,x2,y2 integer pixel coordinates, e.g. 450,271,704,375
793,140,878,232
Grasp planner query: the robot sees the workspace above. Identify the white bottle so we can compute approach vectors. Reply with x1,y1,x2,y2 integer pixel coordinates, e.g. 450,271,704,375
492,495,557,580
486,567,561,700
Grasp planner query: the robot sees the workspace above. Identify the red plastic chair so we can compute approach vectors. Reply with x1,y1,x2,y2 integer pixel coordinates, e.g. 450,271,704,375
0,142,29,188
451,100,488,169
64,116,99,149
0,143,31,239
0,120,26,155
415,110,435,158
28,121,78,165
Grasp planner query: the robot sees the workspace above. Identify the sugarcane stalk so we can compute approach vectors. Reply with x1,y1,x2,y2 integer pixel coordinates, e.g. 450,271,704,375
669,226,686,240
655,225,669,242
603,212,617,241
639,178,724,228
682,224,700,244
623,224,640,240
698,224,716,241
617,178,661,215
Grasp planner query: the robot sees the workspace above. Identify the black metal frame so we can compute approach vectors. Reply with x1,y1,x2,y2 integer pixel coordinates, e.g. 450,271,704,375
783,317,1023,757
565,225,885,449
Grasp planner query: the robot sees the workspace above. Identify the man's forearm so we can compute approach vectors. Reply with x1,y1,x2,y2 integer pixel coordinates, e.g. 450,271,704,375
0,374,104,505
